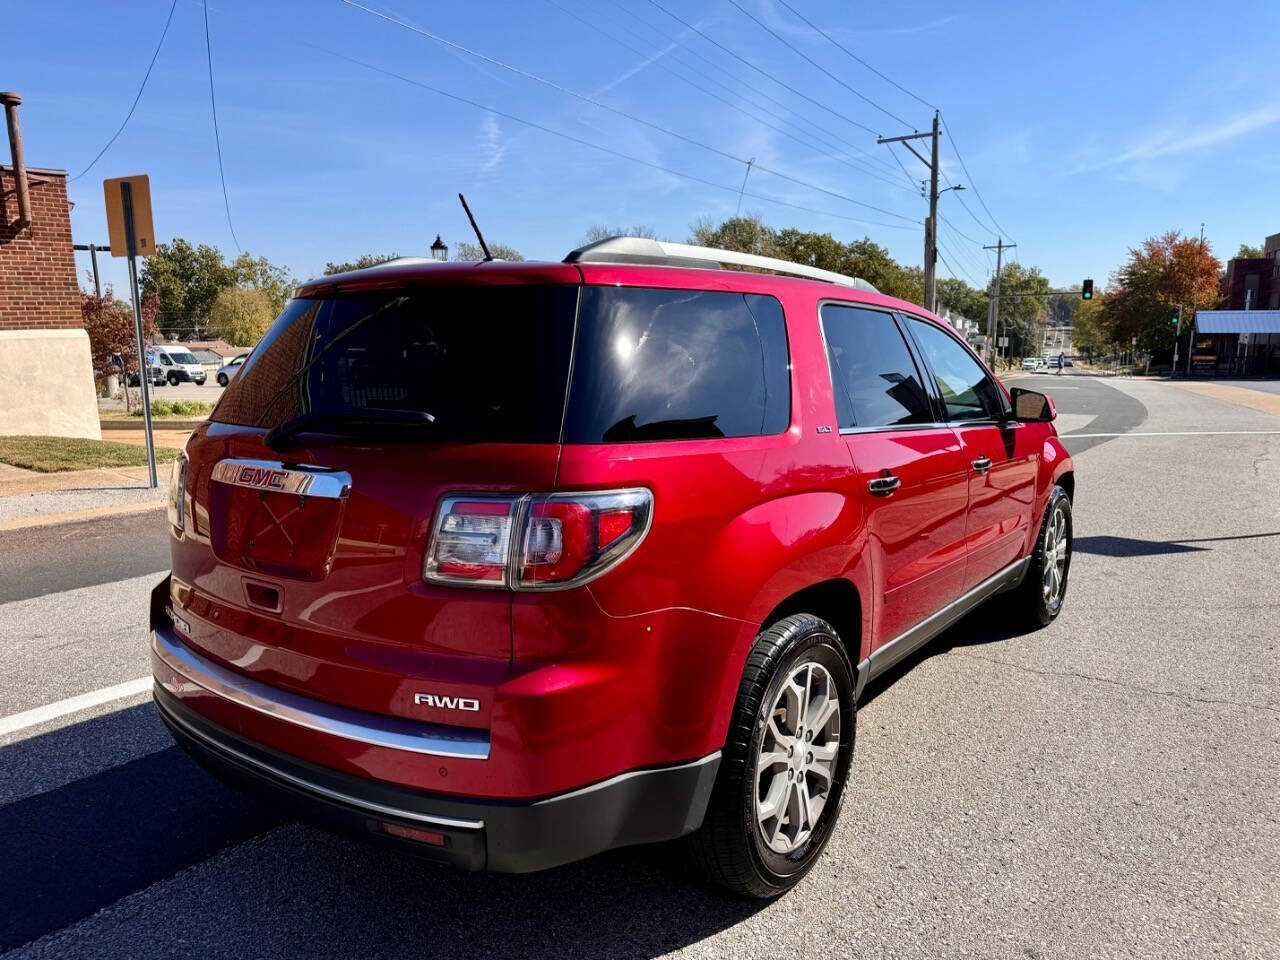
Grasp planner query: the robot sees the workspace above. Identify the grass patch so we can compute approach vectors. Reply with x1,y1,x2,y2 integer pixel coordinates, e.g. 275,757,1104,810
0,436,182,473
131,399,214,418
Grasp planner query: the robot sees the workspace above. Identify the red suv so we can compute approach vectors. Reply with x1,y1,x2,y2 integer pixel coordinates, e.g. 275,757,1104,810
151,237,1073,898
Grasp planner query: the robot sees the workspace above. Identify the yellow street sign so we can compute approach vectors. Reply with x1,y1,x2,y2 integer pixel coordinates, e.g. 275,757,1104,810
103,174,156,258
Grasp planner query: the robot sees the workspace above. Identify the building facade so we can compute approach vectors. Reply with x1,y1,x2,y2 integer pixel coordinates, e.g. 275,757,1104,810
0,162,100,439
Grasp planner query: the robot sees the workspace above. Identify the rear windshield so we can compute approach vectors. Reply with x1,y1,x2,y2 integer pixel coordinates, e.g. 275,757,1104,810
214,283,790,445
212,286,578,443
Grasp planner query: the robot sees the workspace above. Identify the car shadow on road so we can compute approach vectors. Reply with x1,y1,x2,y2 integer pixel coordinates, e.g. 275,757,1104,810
1073,531,1280,557
0,704,763,957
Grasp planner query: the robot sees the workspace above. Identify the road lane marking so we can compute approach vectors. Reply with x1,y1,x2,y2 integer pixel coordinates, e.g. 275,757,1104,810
1063,430,1280,438
0,677,152,737
0,501,164,533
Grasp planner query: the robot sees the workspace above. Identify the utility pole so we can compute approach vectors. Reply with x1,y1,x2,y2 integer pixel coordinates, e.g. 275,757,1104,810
983,238,1015,365
879,110,943,313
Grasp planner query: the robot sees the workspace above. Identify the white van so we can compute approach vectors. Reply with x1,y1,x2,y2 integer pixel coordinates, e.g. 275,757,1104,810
151,345,207,386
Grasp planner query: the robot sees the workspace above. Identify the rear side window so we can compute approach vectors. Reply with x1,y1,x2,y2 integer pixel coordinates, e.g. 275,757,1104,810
563,288,790,443
821,304,932,428
905,317,1006,422
212,285,578,443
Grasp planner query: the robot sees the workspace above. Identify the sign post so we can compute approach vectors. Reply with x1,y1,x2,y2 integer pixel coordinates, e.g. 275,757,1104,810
103,175,158,488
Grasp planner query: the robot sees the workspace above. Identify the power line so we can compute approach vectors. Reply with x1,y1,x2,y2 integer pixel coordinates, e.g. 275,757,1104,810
602,0,898,176
940,112,1011,241
346,1,918,223
938,212,986,248
722,0,912,130
644,0,883,140
70,0,180,182
773,0,937,111
308,44,920,234
202,0,241,252
936,235,978,285
541,0,920,194
886,144,923,195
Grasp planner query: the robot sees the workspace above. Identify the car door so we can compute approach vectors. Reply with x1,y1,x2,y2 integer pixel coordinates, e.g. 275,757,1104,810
902,315,1038,592
820,303,970,649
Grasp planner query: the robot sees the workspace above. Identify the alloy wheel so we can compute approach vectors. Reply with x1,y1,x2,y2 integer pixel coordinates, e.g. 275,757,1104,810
755,661,841,854
1042,504,1069,608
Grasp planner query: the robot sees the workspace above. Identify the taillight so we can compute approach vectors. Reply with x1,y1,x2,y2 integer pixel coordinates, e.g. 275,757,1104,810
423,497,518,587
167,453,187,533
423,488,652,591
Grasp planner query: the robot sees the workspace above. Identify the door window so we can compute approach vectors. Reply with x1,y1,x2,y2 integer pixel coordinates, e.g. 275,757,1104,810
905,318,1006,422
820,304,932,428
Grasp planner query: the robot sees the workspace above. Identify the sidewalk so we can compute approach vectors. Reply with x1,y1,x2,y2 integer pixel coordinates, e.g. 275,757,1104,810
0,463,166,529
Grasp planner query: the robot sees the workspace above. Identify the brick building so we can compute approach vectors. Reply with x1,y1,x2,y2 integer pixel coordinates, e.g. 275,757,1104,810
1,93,99,439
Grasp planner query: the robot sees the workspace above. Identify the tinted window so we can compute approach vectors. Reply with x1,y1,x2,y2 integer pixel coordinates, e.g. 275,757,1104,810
820,305,932,428
212,285,578,443
563,288,790,443
906,317,1006,422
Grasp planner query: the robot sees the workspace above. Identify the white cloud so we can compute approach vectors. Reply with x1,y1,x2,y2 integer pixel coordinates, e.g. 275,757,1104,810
479,113,506,174
1074,102,1280,173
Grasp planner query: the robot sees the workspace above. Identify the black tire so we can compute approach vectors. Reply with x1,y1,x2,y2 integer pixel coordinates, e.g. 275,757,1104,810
167,372,180,387
1013,485,1073,627
689,614,855,898
217,373,228,386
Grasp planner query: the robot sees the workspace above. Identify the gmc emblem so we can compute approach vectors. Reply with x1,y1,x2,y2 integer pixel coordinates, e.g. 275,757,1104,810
415,692,481,712
238,466,288,490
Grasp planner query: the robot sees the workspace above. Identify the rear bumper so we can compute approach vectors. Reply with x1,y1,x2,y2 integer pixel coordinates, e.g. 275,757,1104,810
155,685,718,872
150,574,721,872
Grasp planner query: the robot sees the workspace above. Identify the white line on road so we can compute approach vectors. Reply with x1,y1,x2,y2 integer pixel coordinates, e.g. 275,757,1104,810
0,677,152,737
1063,430,1280,438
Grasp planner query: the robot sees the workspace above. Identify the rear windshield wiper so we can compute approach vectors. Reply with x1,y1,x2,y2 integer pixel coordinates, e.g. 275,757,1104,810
264,409,436,451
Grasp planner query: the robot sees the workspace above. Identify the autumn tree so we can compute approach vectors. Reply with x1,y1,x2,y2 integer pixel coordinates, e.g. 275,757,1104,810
581,224,660,244
231,252,295,315
1097,231,1221,352
82,287,158,411
324,253,401,275
208,286,276,346
140,238,291,337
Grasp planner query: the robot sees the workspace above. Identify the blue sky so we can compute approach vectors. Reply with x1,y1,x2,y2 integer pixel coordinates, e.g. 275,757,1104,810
11,0,1280,303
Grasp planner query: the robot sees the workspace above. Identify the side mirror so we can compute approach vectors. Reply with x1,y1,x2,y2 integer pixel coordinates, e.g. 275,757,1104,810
1010,387,1055,422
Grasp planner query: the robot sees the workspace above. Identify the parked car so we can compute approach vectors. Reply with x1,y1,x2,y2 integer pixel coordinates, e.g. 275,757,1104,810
214,354,249,386
1021,357,1041,371
151,239,1074,898
152,345,207,386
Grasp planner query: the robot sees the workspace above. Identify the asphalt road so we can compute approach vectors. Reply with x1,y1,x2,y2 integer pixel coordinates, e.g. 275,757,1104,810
2,376,1277,958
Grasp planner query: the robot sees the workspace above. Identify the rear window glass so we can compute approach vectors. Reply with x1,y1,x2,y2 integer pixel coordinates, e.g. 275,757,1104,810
563,287,790,443
212,285,578,443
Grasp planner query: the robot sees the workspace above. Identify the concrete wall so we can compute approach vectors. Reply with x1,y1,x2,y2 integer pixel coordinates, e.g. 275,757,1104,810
0,329,101,439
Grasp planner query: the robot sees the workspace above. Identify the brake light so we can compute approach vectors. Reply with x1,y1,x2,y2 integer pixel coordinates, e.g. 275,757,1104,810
423,488,652,591
423,497,517,586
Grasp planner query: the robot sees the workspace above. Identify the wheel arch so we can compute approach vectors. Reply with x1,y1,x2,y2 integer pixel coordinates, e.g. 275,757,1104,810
759,578,864,674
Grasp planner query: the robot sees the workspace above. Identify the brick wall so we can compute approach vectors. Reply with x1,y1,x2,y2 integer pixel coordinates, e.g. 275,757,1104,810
0,166,81,331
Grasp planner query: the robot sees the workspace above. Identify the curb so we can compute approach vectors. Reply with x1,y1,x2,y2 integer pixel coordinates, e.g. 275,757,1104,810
0,500,165,533
99,419,205,432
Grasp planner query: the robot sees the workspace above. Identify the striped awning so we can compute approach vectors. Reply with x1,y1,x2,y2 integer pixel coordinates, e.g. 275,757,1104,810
1195,310,1280,334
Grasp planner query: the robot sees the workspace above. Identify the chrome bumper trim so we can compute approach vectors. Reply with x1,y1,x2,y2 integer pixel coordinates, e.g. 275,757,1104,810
157,684,484,831
152,627,490,760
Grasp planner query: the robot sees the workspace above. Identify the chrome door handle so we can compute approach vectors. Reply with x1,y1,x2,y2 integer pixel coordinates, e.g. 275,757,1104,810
972,456,992,474
867,475,901,497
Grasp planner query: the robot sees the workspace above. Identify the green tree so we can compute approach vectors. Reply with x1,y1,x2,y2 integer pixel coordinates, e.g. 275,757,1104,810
988,263,1049,359
1235,243,1264,259
690,215,774,255
139,238,233,334
323,253,401,275
935,277,986,322
1072,296,1106,360
231,252,295,315
208,286,276,347
453,240,524,261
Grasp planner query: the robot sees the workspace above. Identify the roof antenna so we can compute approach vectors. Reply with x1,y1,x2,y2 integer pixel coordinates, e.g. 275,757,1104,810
458,193,492,261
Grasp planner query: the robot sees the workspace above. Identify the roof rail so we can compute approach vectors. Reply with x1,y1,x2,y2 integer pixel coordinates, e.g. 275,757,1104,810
564,236,879,292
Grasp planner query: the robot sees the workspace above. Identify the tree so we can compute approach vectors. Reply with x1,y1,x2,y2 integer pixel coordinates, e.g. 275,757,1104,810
935,277,986,322
139,238,232,335
1235,243,1264,259
452,240,524,261
690,215,774,256
208,286,276,347
581,223,660,244
988,263,1050,359
1097,230,1221,353
82,287,158,411
231,252,295,315
1072,296,1106,360
324,253,401,275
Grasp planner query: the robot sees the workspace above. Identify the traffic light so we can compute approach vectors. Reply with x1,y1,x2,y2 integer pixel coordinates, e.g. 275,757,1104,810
1171,315,1179,325
1082,278,1094,300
